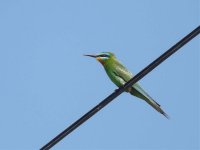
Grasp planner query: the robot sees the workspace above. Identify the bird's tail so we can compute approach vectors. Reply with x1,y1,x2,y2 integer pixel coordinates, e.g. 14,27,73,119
130,84,169,119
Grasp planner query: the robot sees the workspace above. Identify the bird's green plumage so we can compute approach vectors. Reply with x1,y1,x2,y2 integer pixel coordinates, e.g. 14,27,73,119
85,52,169,118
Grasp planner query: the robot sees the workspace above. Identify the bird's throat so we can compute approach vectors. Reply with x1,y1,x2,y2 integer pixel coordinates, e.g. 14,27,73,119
96,57,105,65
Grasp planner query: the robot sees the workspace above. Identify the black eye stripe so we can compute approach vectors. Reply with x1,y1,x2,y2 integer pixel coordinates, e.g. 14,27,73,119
99,54,109,57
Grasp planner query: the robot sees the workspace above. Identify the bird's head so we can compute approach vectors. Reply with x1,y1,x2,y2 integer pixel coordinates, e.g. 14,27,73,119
84,52,115,65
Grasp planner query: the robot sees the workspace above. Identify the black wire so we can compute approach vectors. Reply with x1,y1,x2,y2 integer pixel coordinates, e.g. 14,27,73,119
40,25,200,150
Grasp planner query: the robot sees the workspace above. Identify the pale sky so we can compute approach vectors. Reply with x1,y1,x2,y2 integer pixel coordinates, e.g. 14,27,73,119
0,0,199,149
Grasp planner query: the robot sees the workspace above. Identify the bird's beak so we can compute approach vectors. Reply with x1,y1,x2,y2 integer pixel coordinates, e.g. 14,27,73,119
84,54,97,58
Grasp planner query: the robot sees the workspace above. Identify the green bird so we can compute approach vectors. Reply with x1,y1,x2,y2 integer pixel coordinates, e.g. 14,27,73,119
84,52,169,119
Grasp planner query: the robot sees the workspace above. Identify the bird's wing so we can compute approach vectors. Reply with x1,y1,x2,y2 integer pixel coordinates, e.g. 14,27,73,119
111,64,133,87
112,71,126,85
114,64,133,81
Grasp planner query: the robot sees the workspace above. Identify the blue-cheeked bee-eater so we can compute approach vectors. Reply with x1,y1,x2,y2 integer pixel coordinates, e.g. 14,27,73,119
84,52,169,119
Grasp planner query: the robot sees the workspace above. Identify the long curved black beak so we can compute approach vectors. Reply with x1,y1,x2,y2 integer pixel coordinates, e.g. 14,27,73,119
84,54,97,58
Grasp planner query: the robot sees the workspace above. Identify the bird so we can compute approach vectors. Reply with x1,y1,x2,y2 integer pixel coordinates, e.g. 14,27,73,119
84,52,169,119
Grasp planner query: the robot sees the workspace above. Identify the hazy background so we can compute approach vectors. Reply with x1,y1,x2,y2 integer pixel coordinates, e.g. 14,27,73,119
0,0,199,149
